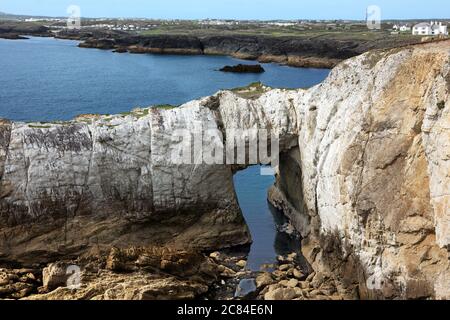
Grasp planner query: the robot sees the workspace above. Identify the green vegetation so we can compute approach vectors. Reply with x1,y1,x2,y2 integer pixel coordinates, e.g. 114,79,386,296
136,22,424,41
28,124,52,129
132,108,152,118
153,104,178,110
437,100,446,110
78,119,93,124
230,82,270,99
104,124,120,128
231,81,266,91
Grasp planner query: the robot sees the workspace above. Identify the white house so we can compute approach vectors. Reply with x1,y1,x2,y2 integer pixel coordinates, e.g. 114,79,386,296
400,25,411,32
413,21,448,36
393,24,411,32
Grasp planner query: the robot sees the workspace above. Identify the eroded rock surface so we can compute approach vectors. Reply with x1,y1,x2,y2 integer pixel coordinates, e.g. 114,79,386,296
25,246,221,300
61,31,424,68
0,105,252,265
0,77,306,265
270,40,450,299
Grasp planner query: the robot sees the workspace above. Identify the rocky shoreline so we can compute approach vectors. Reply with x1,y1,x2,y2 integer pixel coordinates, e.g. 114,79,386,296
1,246,354,300
0,22,428,69
52,28,426,69
0,22,50,40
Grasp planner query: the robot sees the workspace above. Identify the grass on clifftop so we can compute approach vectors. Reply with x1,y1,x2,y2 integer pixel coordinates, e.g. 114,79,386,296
153,104,178,110
230,82,271,99
28,124,52,129
137,23,424,41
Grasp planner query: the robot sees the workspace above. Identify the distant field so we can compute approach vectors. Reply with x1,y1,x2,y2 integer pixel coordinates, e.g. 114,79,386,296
135,22,425,41
0,17,437,42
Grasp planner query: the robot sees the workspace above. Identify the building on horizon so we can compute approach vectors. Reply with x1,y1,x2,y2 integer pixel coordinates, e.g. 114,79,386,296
412,21,448,36
393,24,411,32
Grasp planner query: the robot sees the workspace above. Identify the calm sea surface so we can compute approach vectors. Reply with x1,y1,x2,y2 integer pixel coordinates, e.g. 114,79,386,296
0,36,329,270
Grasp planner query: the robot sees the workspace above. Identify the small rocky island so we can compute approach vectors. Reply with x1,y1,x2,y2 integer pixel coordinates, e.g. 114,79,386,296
219,64,265,73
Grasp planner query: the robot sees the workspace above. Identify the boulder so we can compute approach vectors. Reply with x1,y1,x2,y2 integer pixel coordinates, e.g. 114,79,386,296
293,269,305,280
264,287,297,300
209,252,221,261
256,272,274,289
42,262,70,290
278,264,291,272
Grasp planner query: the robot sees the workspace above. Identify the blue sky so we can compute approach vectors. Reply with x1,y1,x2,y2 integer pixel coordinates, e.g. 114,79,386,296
1,0,449,20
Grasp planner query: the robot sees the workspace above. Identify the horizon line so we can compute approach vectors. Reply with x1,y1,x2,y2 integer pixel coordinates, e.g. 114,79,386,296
2,11,450,22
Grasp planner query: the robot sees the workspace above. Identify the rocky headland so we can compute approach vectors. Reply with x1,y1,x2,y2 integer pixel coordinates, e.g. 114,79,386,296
0,23,429,68
0,40,449,300
0,22,49,39
54,29,426,68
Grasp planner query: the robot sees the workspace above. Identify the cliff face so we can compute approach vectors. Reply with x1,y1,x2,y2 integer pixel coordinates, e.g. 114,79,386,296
0,105,253,264
0,40,449,299
0,22,49,39
0,85,299,265
270,40,450,299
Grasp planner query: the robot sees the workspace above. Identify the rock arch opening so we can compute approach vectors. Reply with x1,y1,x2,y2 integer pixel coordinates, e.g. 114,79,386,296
232,162,307,271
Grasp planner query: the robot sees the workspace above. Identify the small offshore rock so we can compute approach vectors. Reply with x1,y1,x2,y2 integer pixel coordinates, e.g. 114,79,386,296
113,47,128,53
219,64,265,73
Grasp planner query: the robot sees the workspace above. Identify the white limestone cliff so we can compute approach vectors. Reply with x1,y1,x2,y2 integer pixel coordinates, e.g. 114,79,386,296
271,40,450,299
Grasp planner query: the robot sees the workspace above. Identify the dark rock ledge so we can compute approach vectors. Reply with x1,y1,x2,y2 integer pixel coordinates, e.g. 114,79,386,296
219,64,265,73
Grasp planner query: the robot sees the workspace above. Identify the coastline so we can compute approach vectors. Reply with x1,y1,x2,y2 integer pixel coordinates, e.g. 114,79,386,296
70,33,343,69
0,32,338,68
0,23,428,69
53,30,425,69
